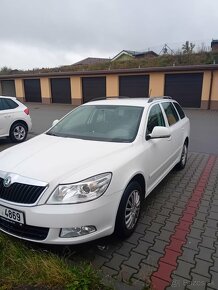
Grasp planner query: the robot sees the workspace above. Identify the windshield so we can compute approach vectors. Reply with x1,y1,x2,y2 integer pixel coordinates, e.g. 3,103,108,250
47,105,144,142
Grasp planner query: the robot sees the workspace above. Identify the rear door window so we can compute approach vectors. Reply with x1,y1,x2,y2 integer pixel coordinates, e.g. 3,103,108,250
0,98,18,110
173,102,185,119
162,102,179,126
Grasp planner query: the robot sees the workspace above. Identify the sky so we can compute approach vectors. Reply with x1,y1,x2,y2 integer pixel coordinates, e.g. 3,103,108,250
0,0,217,70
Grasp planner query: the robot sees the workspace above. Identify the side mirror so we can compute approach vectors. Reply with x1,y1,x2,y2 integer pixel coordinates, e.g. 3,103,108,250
146,126,171,140
52,119,59,127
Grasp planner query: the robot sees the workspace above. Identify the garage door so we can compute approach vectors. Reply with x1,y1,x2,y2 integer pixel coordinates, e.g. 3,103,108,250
82,77,106,103
164,73,203,108
50,78,71,104
119,75,149,98
1,80,16,97
24,79,42,102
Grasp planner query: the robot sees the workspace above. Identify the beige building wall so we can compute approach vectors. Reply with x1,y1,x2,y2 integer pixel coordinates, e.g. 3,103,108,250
211,71,218,110
106,75,119,97
71,76,82,106
200,71,211,109
15,79,25,102
149,73,164,97
40,78,51,104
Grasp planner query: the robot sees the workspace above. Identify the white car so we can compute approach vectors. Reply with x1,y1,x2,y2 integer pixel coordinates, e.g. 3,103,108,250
0,97,190,244
0,96,32,142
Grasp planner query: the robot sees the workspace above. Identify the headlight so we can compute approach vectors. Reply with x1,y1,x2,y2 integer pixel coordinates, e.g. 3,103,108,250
47,173,112,204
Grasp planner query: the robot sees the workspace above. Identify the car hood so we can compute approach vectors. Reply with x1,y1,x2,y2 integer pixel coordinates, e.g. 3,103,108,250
0,134,130,183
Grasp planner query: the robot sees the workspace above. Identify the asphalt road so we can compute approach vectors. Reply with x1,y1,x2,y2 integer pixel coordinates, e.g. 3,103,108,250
0,104,218,154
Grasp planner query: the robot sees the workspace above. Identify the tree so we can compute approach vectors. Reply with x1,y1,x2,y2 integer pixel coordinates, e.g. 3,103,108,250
0,66,12,74
182,41,195,54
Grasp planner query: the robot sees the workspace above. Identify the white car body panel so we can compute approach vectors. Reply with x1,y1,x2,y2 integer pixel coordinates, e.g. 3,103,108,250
0,97,190,244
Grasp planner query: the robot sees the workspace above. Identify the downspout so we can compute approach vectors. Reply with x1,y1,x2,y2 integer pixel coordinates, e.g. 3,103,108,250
208,70,214,110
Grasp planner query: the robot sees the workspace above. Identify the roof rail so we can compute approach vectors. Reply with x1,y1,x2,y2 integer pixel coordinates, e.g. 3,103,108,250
88,96,130,102
148,96,172,103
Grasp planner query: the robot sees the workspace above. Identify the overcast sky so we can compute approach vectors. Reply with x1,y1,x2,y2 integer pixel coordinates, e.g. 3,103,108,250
0,0,217,70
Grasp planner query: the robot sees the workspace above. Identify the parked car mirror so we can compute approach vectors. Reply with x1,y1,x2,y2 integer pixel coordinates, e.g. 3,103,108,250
52,119,59,127
146,126,171,140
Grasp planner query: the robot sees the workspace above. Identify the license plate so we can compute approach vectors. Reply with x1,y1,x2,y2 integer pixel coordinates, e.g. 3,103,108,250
0,205,25,224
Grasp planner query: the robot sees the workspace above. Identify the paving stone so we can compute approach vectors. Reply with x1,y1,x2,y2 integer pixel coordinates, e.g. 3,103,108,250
196,246,214,263
126,232,144,245
167,213,181,224
140,230,158,244
93,254,109,268
157,229,173,242
159,208,172,217
188,228,203,240
133,240,151,256
179,247,197,265
206,219,218,230
198,205,209,214
169,274,189,289
115,264,138,283
209,271,218,289
184,237,200,251
154,214,168,225
133,263,157,283
203,227,218,239
210,205,218,213
173,260,192,280
200,236,216,250
101,265,118,277
162,221,177,232
176,200,188,209
144,250,163,267
104,253,127,271
130,278,147,289
200,200,210,207
124,252,146,270
148,222,164,234
150,239,169,254
135,222,149,235
152,276,170,290
115,242,135,258
186,273,210,290
210,256,218,273
164,201,175,210
192,258,213,278
208,211,218,221
139,215,153,226
192,219,206,230
172,206,184,216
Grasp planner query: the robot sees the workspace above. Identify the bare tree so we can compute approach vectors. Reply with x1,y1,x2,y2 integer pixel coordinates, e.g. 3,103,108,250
182,41,195,54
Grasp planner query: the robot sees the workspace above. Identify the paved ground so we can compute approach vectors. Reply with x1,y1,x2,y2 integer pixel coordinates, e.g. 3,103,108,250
0,104,218,290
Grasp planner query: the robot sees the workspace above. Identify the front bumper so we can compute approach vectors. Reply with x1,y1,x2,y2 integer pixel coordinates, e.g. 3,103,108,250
0,190,122,244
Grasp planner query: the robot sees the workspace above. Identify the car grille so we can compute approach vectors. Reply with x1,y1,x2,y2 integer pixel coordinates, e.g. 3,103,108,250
0,177,46,204
0,217,49,241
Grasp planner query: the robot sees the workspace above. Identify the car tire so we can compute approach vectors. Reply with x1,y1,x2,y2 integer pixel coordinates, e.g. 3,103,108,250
176,142,188,170
115,181,142,238
10,122,28,143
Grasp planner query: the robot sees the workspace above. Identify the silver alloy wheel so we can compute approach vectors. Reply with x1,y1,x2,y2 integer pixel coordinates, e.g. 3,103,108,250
13,125,26,141
125,190,141,230
181,144,187,166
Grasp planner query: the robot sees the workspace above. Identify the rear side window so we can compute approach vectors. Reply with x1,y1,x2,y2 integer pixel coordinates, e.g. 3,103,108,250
173,102,185,119
162,102,179,126
0,98,18,110
146,104,165,135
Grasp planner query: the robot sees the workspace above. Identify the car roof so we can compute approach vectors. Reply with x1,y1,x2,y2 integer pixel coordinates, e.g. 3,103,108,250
84,96,174,107
0,95,17,100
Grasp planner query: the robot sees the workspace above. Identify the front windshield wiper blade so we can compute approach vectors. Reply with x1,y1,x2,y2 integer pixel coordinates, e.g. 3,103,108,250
46,132,59,136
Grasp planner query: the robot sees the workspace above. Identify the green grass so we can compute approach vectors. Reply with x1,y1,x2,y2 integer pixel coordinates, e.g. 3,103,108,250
0,233,109,290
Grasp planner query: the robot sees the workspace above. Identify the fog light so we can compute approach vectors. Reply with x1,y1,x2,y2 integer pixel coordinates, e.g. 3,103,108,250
60,226,97,238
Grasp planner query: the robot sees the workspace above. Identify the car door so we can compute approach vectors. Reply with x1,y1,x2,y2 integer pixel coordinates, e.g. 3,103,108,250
0,98,15,136
144,103,173,193
161,101,183,165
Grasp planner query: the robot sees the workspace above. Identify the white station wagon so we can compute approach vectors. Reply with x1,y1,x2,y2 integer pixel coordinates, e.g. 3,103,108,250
0,97,190,244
